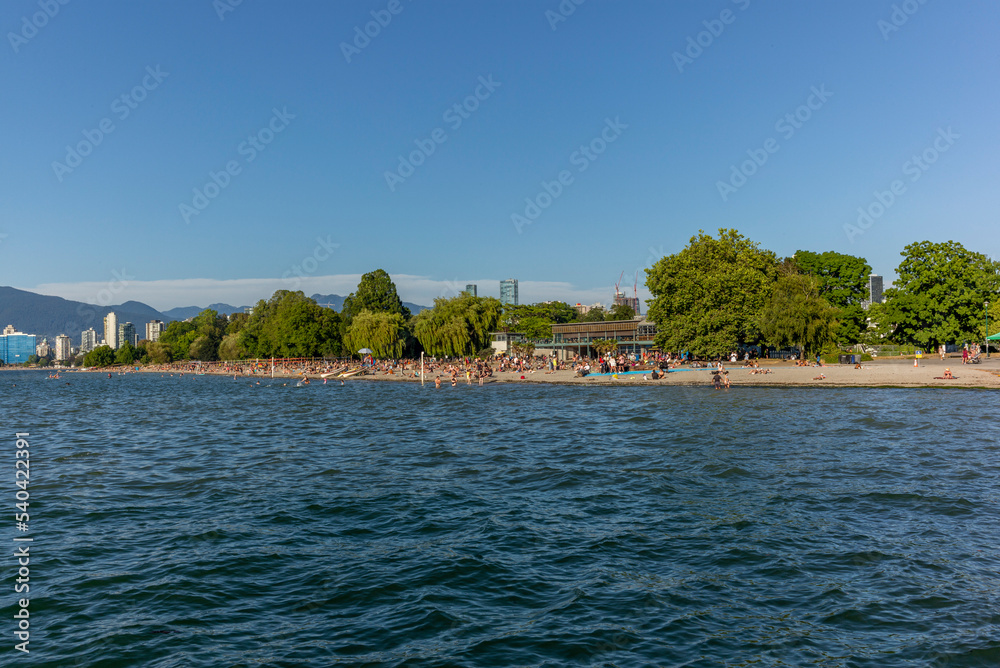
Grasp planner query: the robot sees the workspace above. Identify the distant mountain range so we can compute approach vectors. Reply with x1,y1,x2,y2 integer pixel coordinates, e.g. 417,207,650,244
0,286,168,344
0,286,429,344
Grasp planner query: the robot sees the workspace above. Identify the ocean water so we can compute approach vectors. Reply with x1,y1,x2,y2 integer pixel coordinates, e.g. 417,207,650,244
2,371,999,667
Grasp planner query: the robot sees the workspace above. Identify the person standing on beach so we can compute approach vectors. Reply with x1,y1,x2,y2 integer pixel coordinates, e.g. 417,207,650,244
962,346,969,365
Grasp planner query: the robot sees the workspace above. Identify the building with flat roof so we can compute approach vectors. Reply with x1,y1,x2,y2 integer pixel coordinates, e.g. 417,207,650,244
104,312,118,350
549,318,657,357
464,284,478,298
0,328,37,365
81,328,97,353
55,335,72,361
146,320,165,342
500,278,518,306
118,322,136,348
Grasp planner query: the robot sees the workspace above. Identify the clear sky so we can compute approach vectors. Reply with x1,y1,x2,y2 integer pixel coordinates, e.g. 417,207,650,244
2,0,998,310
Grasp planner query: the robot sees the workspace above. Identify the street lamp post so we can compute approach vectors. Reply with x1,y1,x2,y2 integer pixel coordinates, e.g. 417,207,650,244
986,301,990,359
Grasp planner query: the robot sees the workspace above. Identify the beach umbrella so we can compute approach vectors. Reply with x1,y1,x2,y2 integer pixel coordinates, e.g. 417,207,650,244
988,333,1000,341
358,348,373,354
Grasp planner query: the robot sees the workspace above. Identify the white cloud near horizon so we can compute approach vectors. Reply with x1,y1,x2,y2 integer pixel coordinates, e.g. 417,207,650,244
25,275,647,313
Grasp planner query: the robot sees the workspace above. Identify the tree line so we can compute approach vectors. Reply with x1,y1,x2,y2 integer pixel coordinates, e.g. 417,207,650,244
77,269,640,366
645,229,999,358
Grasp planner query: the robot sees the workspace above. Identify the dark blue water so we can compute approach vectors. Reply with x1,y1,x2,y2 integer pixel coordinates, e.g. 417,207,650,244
2,371,999,666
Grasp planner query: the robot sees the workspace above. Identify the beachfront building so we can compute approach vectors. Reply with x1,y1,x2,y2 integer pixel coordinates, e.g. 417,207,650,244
118,322,136,348
36,338,52,359
500,278,518,306
491,331,527,355
0,327,37,365
55,335,72,361
146,320,165,342
81,328,97,353
104,312,118,349
550,318,657,358
464,284,478,298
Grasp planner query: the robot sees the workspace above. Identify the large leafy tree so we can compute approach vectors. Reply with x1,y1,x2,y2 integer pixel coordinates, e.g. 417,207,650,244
877,241,1000,347
413,294,503,356
794,250,872,344
84,345,115,367
115,341,137,365
159,309,227,360
758,274,840,358
646,229,779,357
341,269,410,322
343,310,407,358
607,304,635,321
240,291,343,358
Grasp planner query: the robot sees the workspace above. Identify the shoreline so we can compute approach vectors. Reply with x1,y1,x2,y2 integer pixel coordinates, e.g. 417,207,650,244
35,358,1000,389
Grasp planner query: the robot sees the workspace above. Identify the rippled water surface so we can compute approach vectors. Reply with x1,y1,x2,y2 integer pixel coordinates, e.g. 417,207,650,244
3,371,1000,666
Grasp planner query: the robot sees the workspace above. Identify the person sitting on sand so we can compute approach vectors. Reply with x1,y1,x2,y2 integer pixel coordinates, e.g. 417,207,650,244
943,368,955,379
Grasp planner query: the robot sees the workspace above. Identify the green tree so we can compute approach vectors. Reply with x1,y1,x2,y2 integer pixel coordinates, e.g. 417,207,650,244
413,294,503,356
592,339,620,356
607,304,635,321
343,310,407,358
188,336,216,361
84,345,115,367
580,306,607,322
646,229,779,357
26,354,39,365
342,269,411,322
758,274,840,358
217,333,246,361
239,291,343,358
794,250,872,344
115,341,137,365
878,240,1000,347
146,341,173,364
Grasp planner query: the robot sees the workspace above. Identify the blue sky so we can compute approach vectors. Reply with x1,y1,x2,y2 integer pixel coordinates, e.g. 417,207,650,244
2,0,998,310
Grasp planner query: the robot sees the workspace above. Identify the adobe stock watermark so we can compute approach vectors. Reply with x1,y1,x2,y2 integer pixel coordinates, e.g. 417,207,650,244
511,116,627,234
672,0,751,73
214,0,245,21
878,0,931,40
717,84,832,202
844,126,958,243
384,75,501,192
7,0,71,54
281,236,340,289
51,66,169,183
340,0,414,64
545,0,586,31
179,107,295,224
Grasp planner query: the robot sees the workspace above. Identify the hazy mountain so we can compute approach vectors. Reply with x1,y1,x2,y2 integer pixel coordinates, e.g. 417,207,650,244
310,294,429,314
0,286,170,345
161,303,249,320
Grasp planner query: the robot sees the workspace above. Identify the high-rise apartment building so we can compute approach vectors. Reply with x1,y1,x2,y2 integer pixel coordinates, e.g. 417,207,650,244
464,284,478,298
869,274,884,305
55,335,72,361
118,322,136,349
81,328,97,353
146,320,165,342
500,279,518,306
104,312,118,349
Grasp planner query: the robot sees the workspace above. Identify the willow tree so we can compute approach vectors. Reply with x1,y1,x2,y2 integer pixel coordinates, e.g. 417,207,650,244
343,310,406,358
413,294,503,357
758,274,840,358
